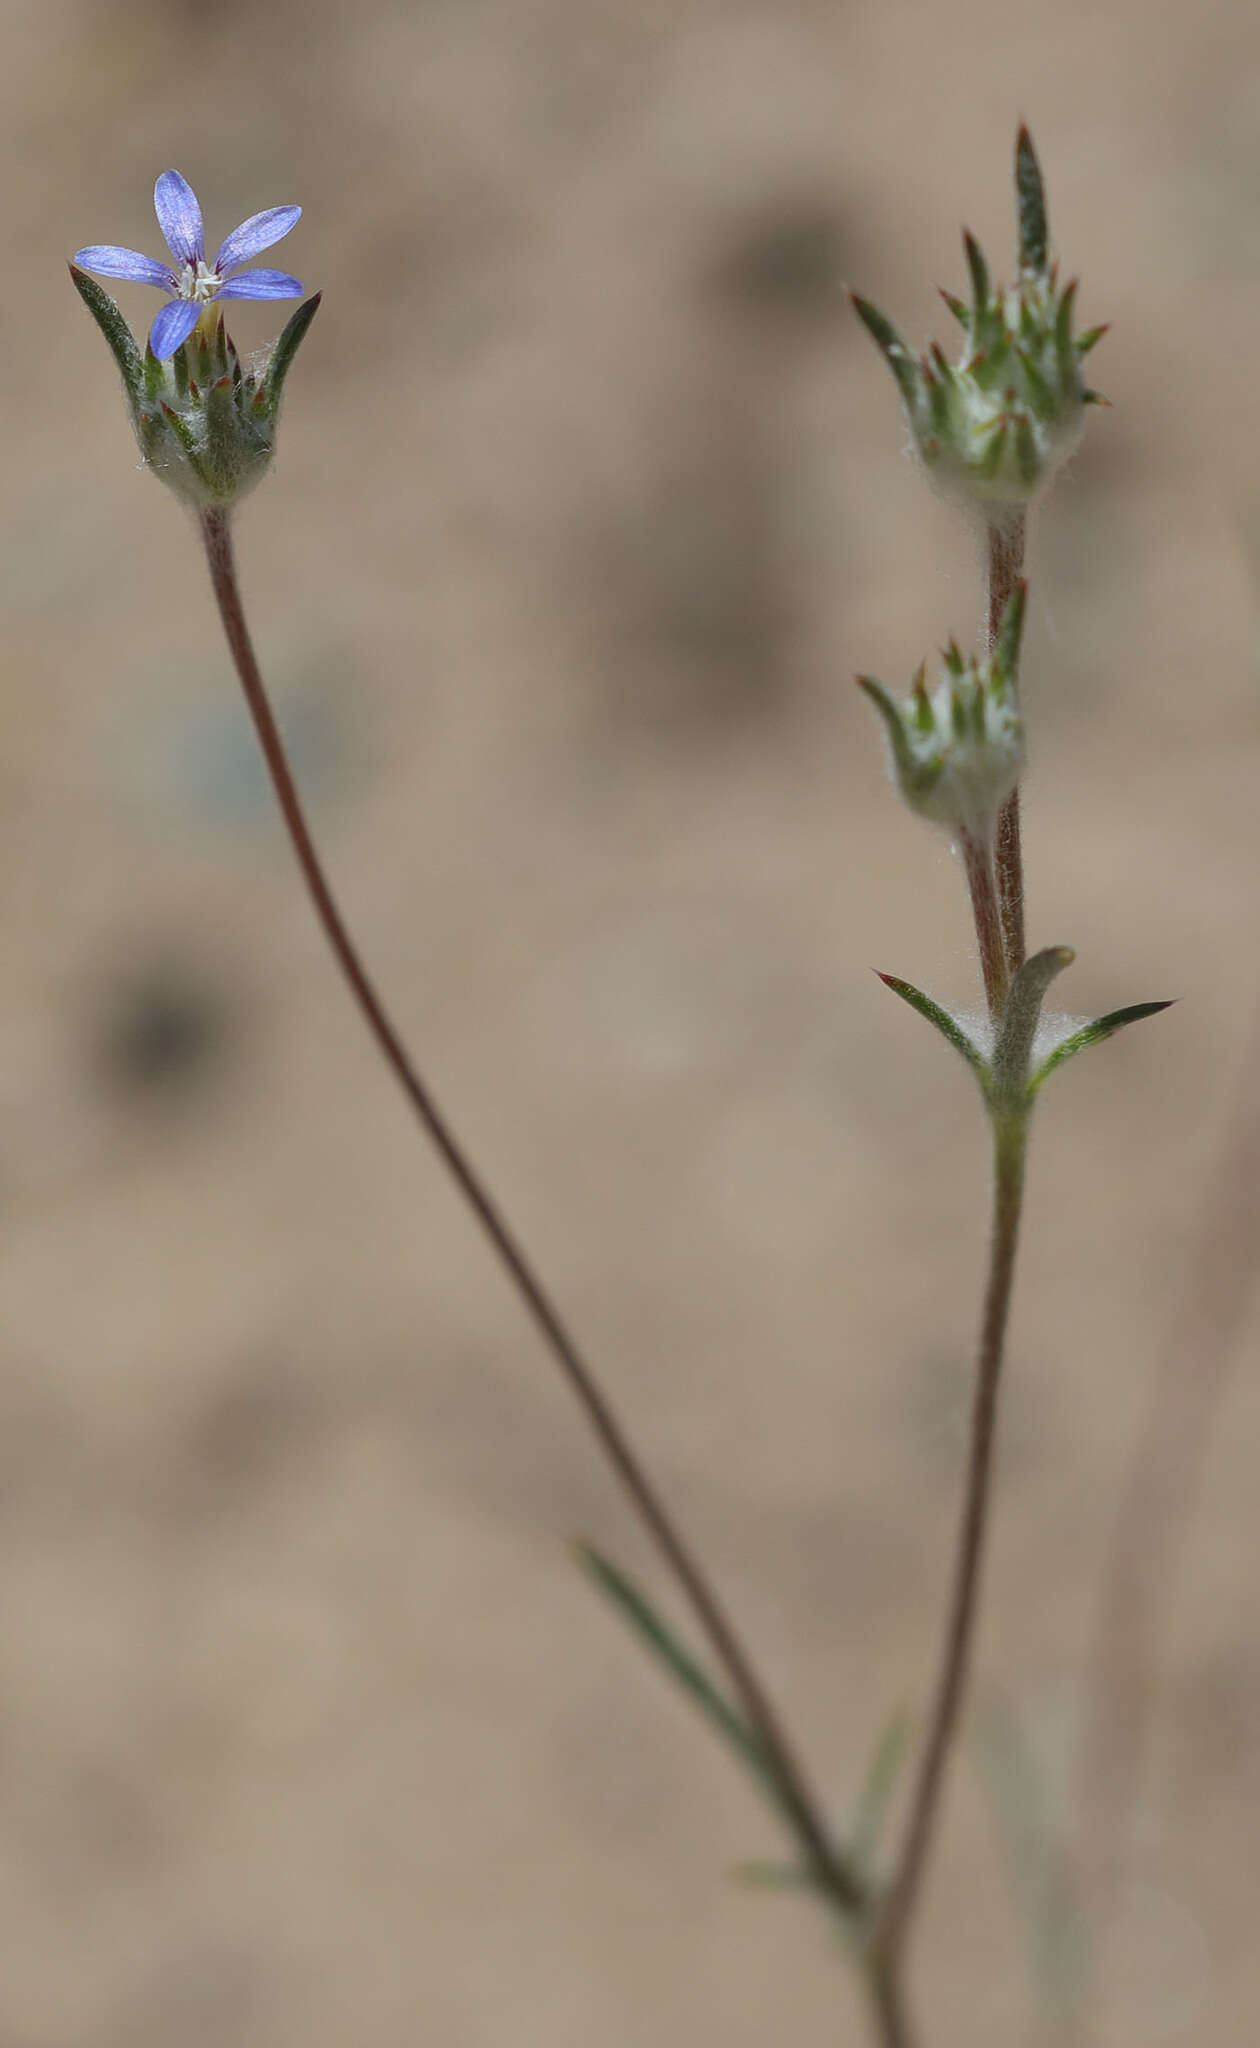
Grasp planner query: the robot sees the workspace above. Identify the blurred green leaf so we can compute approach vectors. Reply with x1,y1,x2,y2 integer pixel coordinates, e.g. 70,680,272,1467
850,1709,911,1872
977,1697,1090,2025
575,1544,775,1799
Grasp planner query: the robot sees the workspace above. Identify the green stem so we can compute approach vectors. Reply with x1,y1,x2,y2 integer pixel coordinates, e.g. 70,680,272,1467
875,1111,1029,1968
196,506,866,1921
987,515,1027,976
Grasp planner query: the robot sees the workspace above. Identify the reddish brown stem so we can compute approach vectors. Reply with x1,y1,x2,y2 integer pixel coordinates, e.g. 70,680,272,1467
987,516,1027,976
197,507,865,1923
959,828,1009,1027
875,1113,1028,1968
867,1953,918,2048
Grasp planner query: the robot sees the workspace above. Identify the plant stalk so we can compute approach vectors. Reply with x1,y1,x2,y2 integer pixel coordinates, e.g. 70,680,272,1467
196,507,865,1920
959,828,1009,1028
865,1951,919,2048
987,515,1027,977
875,1110,1028,1968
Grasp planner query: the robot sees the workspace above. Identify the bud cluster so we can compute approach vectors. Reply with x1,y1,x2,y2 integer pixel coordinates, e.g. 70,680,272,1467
851,130,1106,512
858,585,1026,842
70,267,319,510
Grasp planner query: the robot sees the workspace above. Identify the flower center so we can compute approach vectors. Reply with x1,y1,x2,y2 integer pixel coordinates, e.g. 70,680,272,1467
177,259,221,304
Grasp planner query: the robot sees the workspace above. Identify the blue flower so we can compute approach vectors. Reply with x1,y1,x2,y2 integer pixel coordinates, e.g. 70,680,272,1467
74,171,302,362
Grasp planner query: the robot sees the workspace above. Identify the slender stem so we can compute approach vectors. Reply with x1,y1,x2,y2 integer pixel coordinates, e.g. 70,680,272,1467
959,828,1008,1027
196,508,865,1919
994,790,1024,973
875,1112,1028,1966
865,1953,918,2048
987,515,1027,976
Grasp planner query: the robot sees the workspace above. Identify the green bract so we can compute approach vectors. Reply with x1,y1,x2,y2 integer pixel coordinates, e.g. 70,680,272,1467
70,266,319,509
851,130,1106,513
858,585,1026,841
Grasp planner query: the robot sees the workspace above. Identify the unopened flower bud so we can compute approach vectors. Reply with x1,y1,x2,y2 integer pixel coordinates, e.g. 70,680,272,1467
858,584,1027,841
851,130,1106,513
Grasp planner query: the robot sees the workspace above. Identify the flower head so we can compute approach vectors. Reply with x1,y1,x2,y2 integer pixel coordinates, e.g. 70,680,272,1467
74,170,302,361
858,585,1027,842
70,173,318,510
851,131,1106,513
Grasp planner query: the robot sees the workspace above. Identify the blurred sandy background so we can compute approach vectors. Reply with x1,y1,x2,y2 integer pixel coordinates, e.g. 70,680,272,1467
5,0,1260,2041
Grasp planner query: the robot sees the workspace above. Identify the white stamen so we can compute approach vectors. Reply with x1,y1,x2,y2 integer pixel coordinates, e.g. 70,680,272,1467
178,259,221,304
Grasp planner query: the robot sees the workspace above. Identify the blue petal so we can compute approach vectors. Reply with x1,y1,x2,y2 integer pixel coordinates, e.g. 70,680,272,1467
154,170,204,266
72,245,174,289
215,269,304,301
149,298,202,360
213,206,301,276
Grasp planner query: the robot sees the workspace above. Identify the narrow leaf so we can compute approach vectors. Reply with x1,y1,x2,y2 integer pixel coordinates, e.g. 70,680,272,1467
979,419,1008,479
1016,344,1055,422
258,292,321,418
923,360,950,430
977,1698,1089,2020
1029,1000,1174,1095
876,973,990,1089
1015,126,1048,273
992,945,1075,1106
575,1544,774,1796
1075,323,1110,356
68,265,143,410
856,674,916,788
201,374,251,499
849,292,920,409
850,1709,910,1871
158,399,199,458
963,229,990,314
1054,278,1078,378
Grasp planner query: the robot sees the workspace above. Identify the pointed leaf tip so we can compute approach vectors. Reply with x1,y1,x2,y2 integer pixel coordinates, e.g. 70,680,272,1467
69,263,144,404
876,972,990,1090
1030,998,1175,1095
849,291,919,407
1075,322,1110,356
963,229,990,312
1015,126,1048,273
257,291,322,418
